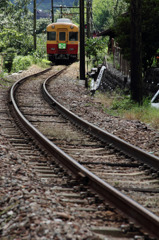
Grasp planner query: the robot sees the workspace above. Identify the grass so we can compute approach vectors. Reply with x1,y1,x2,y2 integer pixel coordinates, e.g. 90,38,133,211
0,71,14,88
38,125,88,145
37,58,51,69
94,91,159,130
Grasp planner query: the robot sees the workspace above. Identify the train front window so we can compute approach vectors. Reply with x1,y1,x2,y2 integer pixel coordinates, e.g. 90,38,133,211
59,32,66,41
47,32,56,41
69,32,78,41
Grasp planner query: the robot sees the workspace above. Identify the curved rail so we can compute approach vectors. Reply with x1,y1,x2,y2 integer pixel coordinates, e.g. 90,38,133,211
10,70,159,238
43,76,159,170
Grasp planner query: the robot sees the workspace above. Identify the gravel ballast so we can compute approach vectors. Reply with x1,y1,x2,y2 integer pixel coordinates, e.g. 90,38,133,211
0,63,159,239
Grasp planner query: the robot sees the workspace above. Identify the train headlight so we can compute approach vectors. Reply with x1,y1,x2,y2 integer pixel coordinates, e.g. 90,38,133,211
70,25,74,29
51,25,55,29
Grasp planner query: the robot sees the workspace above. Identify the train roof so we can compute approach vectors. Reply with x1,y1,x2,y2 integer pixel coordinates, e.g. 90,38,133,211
47,19,78,31
56,18,72,23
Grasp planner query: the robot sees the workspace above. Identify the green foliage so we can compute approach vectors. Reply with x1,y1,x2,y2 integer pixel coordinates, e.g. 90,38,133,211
19,35,34,56
3,48,16,72
12,55,33,72
0,0,35,72
107,93,150,116
30,34,47,62
36,18,50,34
113,15,131,60
0,0,75,73
92,0,128,31
111,95,136,111
1,0,32,33
0,28,34,57
85,37,107,63
0,0,33,57
0,0,9,9
95,90,159,129
11,32,49,72
0,28,23,52
38,59,51,68
110,94,159,129
115,0,159,73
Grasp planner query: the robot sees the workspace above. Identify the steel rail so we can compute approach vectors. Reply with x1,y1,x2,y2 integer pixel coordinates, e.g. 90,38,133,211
43,76,159,170
43,74,159,238
10,71,159,238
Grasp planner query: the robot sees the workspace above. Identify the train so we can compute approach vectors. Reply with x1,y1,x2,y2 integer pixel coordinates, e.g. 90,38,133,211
46,18,79,62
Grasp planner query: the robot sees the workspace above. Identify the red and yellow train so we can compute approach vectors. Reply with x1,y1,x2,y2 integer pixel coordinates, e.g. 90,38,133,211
46,18,79,62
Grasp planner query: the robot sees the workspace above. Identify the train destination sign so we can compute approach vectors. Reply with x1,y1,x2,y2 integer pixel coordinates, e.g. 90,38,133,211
58,43,66,49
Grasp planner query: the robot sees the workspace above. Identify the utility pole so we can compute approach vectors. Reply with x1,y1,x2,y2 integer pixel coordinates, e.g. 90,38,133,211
60,5,63,18
86,0,92,38
86,0,90,38
80,0,86,81
33,0,36,50
51,0,54,22
130,0,143,104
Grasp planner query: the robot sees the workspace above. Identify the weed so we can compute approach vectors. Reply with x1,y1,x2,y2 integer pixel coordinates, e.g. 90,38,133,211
114,182,119,187
12,55,33,72
94,90,159,129
37,59,51,68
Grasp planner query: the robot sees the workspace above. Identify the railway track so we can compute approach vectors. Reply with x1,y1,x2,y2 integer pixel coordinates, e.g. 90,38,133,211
7,64,159,239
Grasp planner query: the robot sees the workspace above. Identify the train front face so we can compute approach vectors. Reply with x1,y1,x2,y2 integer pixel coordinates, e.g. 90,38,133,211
47,20,79,62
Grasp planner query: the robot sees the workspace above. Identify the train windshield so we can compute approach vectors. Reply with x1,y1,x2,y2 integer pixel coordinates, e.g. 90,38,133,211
47,32,56,41
69,32,78,41
59,32,66,41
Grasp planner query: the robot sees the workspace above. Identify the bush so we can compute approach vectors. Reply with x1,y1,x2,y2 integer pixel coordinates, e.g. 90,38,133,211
85,37,108,66
12,55,33,72
35,58,51,68
30,34,47,64
3,48,16,72
18,36,34,56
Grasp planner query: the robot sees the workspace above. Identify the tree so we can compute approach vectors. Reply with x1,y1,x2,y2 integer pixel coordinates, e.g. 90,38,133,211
0,0,32,35
130,0,142,103
0,0,34,71
0,0,9,9
36,18,50,34
92,0,128,31
85,37,107,63
10,0,32,33
115,0,159,74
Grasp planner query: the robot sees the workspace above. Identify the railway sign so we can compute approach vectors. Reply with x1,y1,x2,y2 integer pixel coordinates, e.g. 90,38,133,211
58,43,66,49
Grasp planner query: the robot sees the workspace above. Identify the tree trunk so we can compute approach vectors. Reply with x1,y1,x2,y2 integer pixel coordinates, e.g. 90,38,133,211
80,0,85,81
130,0,143,104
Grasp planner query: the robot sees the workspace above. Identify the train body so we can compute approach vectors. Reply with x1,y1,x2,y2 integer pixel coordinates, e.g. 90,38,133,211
46,18,79,62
